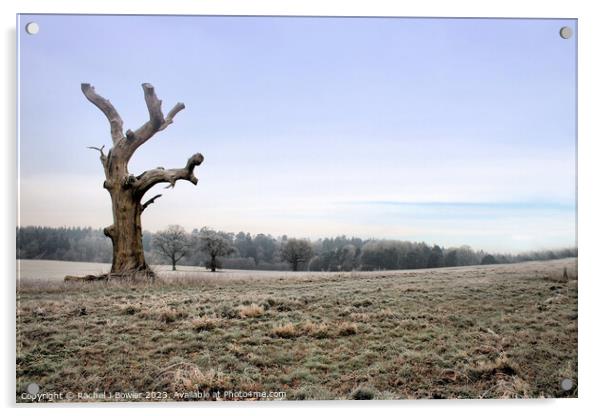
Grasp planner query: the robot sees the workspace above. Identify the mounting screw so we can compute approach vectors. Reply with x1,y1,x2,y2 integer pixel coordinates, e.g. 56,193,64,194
560,378,574,391
26,383,40,395
559,26,572,39
25,22,39,35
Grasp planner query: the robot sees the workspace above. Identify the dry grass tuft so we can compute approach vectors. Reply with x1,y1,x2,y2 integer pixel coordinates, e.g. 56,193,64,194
494,375,532,399
376,307,398,319
300,321,330,338
349,312,371,322
120,304,140,315
139,306,188,323
338,321,358,336
154,362,231,395
469,354,518,380
469,354,532,398
191,315,221,332
239,303,264,318
271,322,298,338
351,386,375,400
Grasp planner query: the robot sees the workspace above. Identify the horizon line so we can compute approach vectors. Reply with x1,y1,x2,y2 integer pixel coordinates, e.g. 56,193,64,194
16,224,577,256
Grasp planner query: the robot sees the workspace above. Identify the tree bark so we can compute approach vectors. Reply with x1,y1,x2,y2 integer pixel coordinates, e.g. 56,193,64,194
210,255,217,272
104,188,148,276
81,83,203,280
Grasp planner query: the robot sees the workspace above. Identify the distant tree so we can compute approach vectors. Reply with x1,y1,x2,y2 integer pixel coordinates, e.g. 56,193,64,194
405,248,420,269
495,254,506,264
198,227,236,272
444,249,458,267
308,255,323,271
427,245,444,268
360,240,403,270
281,238,313,271
359,241,381,271
253,233,278,265
152,225,190,271
235,232,257,263
415,242,431,269
480,254,497,265
456,245,480,266
338,244,358,271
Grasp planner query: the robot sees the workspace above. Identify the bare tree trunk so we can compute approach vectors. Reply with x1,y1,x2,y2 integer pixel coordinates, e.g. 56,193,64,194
78,83,204,281
105,188,148,275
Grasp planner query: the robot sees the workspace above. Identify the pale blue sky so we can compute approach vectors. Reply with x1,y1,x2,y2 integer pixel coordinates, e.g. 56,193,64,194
18,15,576,252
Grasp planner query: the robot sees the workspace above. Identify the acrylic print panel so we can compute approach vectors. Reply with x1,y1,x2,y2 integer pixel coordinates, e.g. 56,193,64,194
16,15,577,402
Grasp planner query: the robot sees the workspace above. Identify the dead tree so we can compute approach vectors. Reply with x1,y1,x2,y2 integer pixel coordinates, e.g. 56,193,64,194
79,83,204,280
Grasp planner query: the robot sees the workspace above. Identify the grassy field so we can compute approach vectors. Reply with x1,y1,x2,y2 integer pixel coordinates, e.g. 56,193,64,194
16,258,577,402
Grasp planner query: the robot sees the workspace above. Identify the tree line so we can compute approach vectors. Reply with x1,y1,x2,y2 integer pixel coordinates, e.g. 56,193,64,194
17,226,577,272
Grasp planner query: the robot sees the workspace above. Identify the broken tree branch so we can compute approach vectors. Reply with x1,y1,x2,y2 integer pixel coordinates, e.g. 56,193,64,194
141,194,162,212
87,145,109,174
81,83,124,144
158,102,186,132
65,274,109,282
134,153,204,196
143,83,165,129
125,84,186,155
87,145,105,153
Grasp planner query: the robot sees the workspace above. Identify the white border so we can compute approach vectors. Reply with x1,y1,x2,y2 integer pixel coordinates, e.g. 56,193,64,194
2,1,600,415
